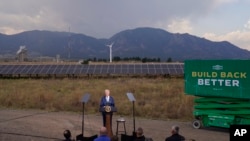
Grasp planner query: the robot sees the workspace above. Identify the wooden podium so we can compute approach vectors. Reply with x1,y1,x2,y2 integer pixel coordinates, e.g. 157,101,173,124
100,106,117,137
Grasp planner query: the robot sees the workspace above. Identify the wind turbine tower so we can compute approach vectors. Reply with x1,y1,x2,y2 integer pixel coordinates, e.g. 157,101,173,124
106,42,114,63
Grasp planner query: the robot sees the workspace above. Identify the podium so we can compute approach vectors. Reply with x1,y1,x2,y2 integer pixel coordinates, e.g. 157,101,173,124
99,106,117,137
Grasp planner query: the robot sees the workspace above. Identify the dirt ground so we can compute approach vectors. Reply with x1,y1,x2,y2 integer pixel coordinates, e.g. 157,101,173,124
0,109,229,141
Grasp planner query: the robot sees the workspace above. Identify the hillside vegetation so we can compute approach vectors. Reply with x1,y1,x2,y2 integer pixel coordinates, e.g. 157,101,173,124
0,78,194,120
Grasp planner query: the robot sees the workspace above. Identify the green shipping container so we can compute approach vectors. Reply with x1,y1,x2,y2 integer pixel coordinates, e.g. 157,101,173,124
185,60,250,99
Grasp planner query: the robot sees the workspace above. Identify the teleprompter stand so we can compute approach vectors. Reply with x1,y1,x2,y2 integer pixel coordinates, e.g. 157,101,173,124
76,93,97,141
126,92,136,133
121,93,137,141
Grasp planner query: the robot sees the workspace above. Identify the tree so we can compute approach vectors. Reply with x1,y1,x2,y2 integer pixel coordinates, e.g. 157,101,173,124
142,57,147,63
167,57,172,62
157,58,161,62
113,56,121,61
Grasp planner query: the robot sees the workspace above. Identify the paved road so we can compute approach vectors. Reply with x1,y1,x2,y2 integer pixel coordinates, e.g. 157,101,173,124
0,109,229,141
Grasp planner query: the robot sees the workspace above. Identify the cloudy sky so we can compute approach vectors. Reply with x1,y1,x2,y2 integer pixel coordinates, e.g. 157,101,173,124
1,0,250,50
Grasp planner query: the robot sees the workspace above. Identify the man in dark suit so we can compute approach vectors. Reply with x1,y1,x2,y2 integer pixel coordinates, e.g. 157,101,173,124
165,125,185,141
134,127,146,141
100,89,115,127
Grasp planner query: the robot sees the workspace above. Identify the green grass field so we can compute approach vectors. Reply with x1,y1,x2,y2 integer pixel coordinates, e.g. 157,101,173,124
0,78,194,120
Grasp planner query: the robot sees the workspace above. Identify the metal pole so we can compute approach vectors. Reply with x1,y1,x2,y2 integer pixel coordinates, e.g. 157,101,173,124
133,101,135,132
82,102,85,136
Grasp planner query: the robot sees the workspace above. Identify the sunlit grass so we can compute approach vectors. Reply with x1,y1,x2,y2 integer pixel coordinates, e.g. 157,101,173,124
0,78,194,120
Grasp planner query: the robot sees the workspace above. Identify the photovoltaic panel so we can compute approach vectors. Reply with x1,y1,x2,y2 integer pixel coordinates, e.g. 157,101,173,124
162,68,170,74
64,65,72,74
96,65,103,74
73,65,82,74
55,65,64,74
67,65,76,74
91,64,100,74
59,65,70,74
113,64,121,74
155,68,163,74
169,68,177,74
0,65,7,73
161,64,168,69
71,65,78,74
93,66,99,74
81,65,89,74
108,64,115,74
16,65,25,74
26,65,35,74
121,64,128,74
0,63,184,77
19,65,32,74
1,65,8,74
155,64,162,69
141,64,148,74
87,65,94,74
127,64,135,74
136,64,143,74
173,64,183,75
178,64,184,74
42,65,52,74
0,65,10,74
100,65,107,74
39,65,50,74
39,65,48,74
52,65,63,74
11,65,22,74
26,65,34,74
33,65,42,74
6,65,19,74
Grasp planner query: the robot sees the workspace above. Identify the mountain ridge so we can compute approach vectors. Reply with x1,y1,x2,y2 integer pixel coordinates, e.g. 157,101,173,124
0,27,249,61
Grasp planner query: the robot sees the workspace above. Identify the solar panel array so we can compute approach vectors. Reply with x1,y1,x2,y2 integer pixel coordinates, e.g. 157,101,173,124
0,63,184,78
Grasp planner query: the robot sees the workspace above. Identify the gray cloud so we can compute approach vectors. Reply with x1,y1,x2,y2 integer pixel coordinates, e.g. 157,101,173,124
0,0,218,38
2,0,250,50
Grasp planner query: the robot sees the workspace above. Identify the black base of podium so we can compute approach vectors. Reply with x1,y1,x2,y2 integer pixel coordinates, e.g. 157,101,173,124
76,134,98,141
121,134,134,141
132,131,136,137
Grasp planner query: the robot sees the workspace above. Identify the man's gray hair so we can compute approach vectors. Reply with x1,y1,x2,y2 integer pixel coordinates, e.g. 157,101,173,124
171,125,180,134
100,126,107,135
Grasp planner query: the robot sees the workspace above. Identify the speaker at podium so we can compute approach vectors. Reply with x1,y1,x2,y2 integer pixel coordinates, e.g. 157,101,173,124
99,89,117,137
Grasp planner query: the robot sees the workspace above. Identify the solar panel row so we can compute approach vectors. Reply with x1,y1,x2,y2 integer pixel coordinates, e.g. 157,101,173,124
0,63,184,76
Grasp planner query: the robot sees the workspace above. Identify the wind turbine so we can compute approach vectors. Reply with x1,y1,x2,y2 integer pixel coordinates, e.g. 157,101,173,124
106,42,114,63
